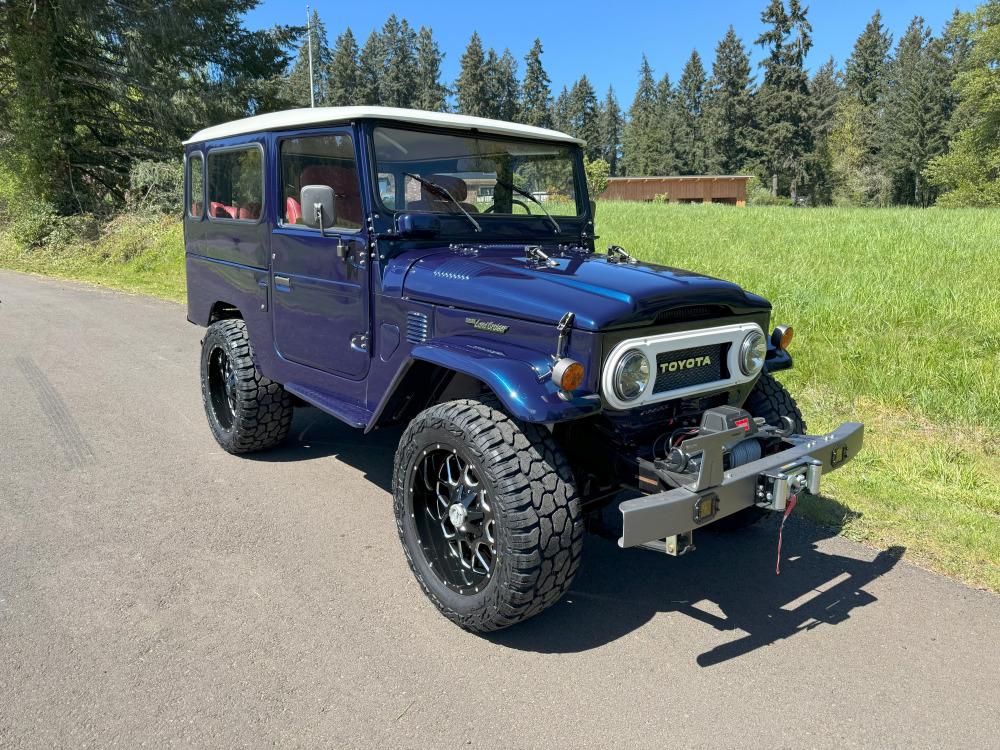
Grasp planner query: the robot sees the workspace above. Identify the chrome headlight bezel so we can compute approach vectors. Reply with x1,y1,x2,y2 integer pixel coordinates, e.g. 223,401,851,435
739,330,767,375
613,349,651,401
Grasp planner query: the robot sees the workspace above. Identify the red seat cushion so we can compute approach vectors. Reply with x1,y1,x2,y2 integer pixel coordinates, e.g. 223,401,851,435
286,196,302,225
210,201,237,219
299,165,363,226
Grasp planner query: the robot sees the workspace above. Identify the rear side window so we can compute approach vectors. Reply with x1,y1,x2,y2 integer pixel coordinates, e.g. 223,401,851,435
207,147,263,221
280,134,362,230
187,153,204,218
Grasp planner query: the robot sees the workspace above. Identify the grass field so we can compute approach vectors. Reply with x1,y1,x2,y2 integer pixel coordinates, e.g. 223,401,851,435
2,203,998,591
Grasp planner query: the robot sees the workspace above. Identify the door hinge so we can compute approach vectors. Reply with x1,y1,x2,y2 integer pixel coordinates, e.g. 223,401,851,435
350,333,369,353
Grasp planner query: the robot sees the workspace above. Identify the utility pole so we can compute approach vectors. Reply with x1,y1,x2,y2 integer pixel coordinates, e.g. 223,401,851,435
306,5,315,108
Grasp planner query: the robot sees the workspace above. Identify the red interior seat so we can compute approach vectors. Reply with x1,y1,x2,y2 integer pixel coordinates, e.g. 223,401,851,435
299,165,363,227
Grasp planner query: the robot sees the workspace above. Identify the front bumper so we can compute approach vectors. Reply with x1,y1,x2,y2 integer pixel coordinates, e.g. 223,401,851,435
618,422,864,548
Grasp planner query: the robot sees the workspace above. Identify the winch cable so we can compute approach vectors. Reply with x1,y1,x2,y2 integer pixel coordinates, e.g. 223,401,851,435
775,493,798,575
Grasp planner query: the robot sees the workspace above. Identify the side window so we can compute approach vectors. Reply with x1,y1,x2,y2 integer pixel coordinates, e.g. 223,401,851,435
207,147,263,221
187,153,204,218
280,133,362,230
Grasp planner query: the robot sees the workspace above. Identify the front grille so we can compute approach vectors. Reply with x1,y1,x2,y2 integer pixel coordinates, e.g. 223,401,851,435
406,311,430,343
652,344,725,394
654,305,730,325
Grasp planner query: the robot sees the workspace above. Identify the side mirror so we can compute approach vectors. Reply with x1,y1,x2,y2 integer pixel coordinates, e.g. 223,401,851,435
396,212,442,238
300,185,336,230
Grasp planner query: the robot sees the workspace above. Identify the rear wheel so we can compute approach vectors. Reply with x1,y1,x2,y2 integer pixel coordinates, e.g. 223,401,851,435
393,398,583,632
712,372,806,531
200,319,293,454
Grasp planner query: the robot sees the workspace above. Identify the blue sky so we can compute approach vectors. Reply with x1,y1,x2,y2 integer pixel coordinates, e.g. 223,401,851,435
245,0,973,104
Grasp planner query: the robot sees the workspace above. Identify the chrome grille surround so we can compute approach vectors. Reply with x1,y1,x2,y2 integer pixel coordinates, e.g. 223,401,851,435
601,323,765,410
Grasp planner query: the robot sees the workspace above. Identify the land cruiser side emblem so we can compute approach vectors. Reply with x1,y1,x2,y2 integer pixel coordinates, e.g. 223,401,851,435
465,317,509,334
660,355,712,374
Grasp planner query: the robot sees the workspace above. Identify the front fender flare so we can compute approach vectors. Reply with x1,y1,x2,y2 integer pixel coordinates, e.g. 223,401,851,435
409,338,602,424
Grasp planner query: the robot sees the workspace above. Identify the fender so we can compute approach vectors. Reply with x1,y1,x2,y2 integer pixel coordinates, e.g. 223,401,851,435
401,335,602,425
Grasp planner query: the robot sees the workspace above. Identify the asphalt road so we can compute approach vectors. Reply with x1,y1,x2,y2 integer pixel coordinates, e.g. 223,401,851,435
1,270,998,749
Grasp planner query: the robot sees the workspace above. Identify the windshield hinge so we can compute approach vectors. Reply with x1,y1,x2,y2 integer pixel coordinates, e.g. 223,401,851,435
607,244,637,265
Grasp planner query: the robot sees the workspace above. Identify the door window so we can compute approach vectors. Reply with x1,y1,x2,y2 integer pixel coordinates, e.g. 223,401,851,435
207,146,263,221
187,153,204,218
280,134,363,230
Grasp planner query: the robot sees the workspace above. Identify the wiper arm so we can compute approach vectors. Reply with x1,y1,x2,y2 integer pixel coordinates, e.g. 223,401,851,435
403,172,481,233
495,178,561,234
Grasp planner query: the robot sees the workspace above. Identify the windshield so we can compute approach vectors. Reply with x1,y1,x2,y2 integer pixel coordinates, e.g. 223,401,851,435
372,126,583,219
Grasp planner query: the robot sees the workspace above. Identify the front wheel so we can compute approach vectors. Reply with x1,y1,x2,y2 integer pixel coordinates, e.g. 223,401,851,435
393,398,583,632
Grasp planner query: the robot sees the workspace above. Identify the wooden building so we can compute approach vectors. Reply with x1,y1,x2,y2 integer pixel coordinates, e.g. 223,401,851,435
599,176,750,206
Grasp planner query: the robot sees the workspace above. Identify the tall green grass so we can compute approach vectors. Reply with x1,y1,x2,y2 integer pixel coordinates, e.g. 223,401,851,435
1,203,997,589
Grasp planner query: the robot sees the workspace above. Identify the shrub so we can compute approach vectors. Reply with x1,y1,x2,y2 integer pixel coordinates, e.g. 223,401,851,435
747,178,793,206
127,159,183,214
583,157,610,196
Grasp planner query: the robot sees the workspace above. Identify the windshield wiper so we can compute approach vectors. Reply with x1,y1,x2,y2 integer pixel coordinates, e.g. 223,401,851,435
494,178,561,234
403,172,481,233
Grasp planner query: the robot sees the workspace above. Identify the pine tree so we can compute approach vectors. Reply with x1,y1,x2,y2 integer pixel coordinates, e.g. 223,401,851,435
656,74,682,175
754,0,814,199
327,28,359,106
598,87,623,174
807,57,840,203
551,86,570,132
414,26,447,112
674,50,708,174
356,30,384,105
620,56,661,175
455,32,488,116
567,75,600,159
881,18,951,205
487,48,521,121
378,15,417,108
284,10,331,106
521,39,552,128
704,26,755,174
845,11,892,108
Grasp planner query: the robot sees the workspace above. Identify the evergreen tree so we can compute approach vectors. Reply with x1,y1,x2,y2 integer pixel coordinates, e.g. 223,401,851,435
656,74,682,174
754,0,814,199
356,30,384,105
806,57,840,203
551,86,571,132
378,15,417,107
414,26,447,112
704,26,755,174
881,18,951,205
486,48,521,121
567,75,601,159
844,11,892,108
620,56,661,175
455,32,488,116
327,28,359,106
521,39,552,128
674,50,708,173
598,86,623,174
283,9,331,106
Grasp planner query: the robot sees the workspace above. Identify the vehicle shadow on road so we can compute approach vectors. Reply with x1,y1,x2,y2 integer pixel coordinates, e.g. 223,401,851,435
489,520,904,667
246,410,904,668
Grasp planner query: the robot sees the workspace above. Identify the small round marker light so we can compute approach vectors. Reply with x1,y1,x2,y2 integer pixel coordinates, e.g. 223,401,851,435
771,324,794,350
552,358,585,392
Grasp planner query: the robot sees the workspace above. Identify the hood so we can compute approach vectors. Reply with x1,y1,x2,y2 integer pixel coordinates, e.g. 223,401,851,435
397,248,770,331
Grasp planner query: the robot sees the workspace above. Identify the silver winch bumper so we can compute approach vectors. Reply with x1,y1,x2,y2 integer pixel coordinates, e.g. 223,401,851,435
618,422,864,550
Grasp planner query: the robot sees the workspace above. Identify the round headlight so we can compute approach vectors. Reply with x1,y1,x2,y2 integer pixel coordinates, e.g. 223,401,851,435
614,349,650,401
739,330,767,375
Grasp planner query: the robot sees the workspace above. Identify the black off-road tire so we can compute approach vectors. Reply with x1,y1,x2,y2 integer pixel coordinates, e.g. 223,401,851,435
200,319,293,454
393,398,584,633
711,372,807,532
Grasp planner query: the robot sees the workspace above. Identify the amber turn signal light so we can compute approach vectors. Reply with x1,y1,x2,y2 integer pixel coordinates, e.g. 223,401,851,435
771,324,794,350
552,358,585,392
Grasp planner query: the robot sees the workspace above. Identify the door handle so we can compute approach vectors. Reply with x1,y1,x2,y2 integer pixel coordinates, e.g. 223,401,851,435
274,275,291,288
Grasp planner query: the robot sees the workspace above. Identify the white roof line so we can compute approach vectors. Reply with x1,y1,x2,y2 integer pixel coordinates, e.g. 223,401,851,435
184,106,583,146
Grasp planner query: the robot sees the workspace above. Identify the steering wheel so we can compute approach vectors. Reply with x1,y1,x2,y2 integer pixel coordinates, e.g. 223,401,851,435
483,198,532,215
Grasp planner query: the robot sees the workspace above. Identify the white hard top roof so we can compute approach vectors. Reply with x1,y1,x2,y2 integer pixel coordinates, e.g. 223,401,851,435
184,106,583,146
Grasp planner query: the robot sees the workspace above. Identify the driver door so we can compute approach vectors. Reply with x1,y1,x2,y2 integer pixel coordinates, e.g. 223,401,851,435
270,129,370,380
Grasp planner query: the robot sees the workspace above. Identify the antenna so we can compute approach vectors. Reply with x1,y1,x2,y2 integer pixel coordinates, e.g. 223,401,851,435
306,5,315,108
